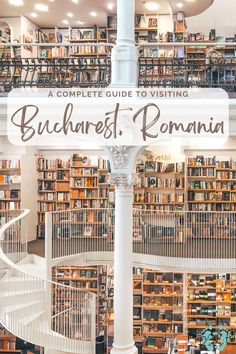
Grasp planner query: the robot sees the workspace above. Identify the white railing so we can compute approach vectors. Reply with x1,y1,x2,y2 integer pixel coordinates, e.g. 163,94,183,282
0,209,96,353
49,208,114,264
48,209,236,272
133,210,236,272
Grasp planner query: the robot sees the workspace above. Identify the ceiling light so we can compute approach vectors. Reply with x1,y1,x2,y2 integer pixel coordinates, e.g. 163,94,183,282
62,19,69,25
48,0,54,2
176,2,184,8
107,3,114,10
9,0,24,6
67,12,74,17
90,11,97,17
77,20,85,25
31,13,38,17
145,2,160,11
35,3,49,11
71,0,79,3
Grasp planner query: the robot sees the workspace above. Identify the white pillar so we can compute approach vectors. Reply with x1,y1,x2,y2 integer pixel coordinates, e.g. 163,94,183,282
109,173,139,354
110,0,138,87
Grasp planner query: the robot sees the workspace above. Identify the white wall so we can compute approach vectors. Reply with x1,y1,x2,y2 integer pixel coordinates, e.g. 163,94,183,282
159,14,174,34
21,147,38,242
186,0,236,38
21,15,38,58
0,17,21,42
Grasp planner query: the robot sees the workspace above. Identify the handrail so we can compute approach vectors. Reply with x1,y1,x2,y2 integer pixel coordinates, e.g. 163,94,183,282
0,209,96,353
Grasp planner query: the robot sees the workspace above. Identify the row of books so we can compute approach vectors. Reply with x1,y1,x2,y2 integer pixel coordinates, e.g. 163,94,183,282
188,156,216,166
37,158,69,170
188,192,215,202
56,182,70,191
137,162,185,173
0,201,20,210
134,193,184,204
0,190,20,199
98,158,110,171
189,181,215,190
0,160,20,169
70,190,98,199
71,199,108,209
38,181,55,191
38,202,55,212
70,177,98,188
188,167,215,177
70,167,98,176
0,175,21,184
216,171,236,179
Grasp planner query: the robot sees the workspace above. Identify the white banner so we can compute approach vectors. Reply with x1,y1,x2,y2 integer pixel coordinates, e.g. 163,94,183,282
7,88,229,147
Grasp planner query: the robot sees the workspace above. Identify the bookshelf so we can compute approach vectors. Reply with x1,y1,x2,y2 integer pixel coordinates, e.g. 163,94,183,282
0,160,21,211
135,160,185,211
0,25,11,59
0,327,19,353
51,264,236,353
187,273,236,343
52,265,108,337
36,154,111,239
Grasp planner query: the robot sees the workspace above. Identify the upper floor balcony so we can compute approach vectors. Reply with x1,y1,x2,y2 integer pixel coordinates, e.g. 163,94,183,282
48,208,236,273
1,43,236,96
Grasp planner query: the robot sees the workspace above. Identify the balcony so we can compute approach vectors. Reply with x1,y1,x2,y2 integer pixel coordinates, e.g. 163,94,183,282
0,43,236,94
48,209,236,273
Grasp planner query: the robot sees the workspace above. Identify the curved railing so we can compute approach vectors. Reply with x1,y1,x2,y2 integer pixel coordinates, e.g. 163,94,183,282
48,209,236,273
0,209,96,354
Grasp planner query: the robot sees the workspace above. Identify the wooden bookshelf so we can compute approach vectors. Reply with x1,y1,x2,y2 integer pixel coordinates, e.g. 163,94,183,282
0,327,18,353
0,160,21,212
187,273,236,344
36,154,111,239
135,160,185,211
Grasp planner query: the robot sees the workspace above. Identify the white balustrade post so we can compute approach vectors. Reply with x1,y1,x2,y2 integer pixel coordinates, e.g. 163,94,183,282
45,212,53,325
110,0,138,87
109,173,139,354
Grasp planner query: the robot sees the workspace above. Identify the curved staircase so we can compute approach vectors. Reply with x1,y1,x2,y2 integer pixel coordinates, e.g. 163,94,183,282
0,210,96,354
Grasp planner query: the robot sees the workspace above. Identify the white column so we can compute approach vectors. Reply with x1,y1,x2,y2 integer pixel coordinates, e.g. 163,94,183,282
110,0,138,87
109,173,139,354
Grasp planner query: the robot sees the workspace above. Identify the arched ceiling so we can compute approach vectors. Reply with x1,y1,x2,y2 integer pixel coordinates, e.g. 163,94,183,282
0,0,215,28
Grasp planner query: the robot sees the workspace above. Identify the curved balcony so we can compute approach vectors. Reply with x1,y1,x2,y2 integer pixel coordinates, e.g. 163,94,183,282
49,209,236,273
0,42,236,93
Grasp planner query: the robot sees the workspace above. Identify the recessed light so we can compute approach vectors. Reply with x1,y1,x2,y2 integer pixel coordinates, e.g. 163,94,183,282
107,3,113,10
176,2,184,8
77,20,85,25
35,3,49,11
31,12,38,17
9,0,24,6
145,2,160,11
71,0,79,3
62,19,69,25
67,12,74,18
48,0,54,2
90,11,97,17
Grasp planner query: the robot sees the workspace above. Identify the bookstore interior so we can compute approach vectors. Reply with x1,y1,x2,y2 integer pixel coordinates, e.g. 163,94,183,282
1,1,236,354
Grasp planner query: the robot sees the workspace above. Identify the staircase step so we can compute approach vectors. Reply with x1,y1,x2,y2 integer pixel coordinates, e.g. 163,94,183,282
19,309,46,325
5,300,45,316
0,290,44,306
0,277,44,291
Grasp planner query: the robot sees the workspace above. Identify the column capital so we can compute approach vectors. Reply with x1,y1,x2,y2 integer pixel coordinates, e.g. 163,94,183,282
109,172,140,188
108,146,134,170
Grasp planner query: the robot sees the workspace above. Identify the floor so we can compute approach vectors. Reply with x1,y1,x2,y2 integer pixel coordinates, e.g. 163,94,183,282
28,239,45,257
27,238,236,259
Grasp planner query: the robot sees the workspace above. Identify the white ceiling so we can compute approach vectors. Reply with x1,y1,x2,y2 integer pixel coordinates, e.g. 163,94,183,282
0,0,214,28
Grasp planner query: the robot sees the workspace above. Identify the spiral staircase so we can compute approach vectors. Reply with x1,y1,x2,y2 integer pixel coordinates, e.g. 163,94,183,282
0,209,96,354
